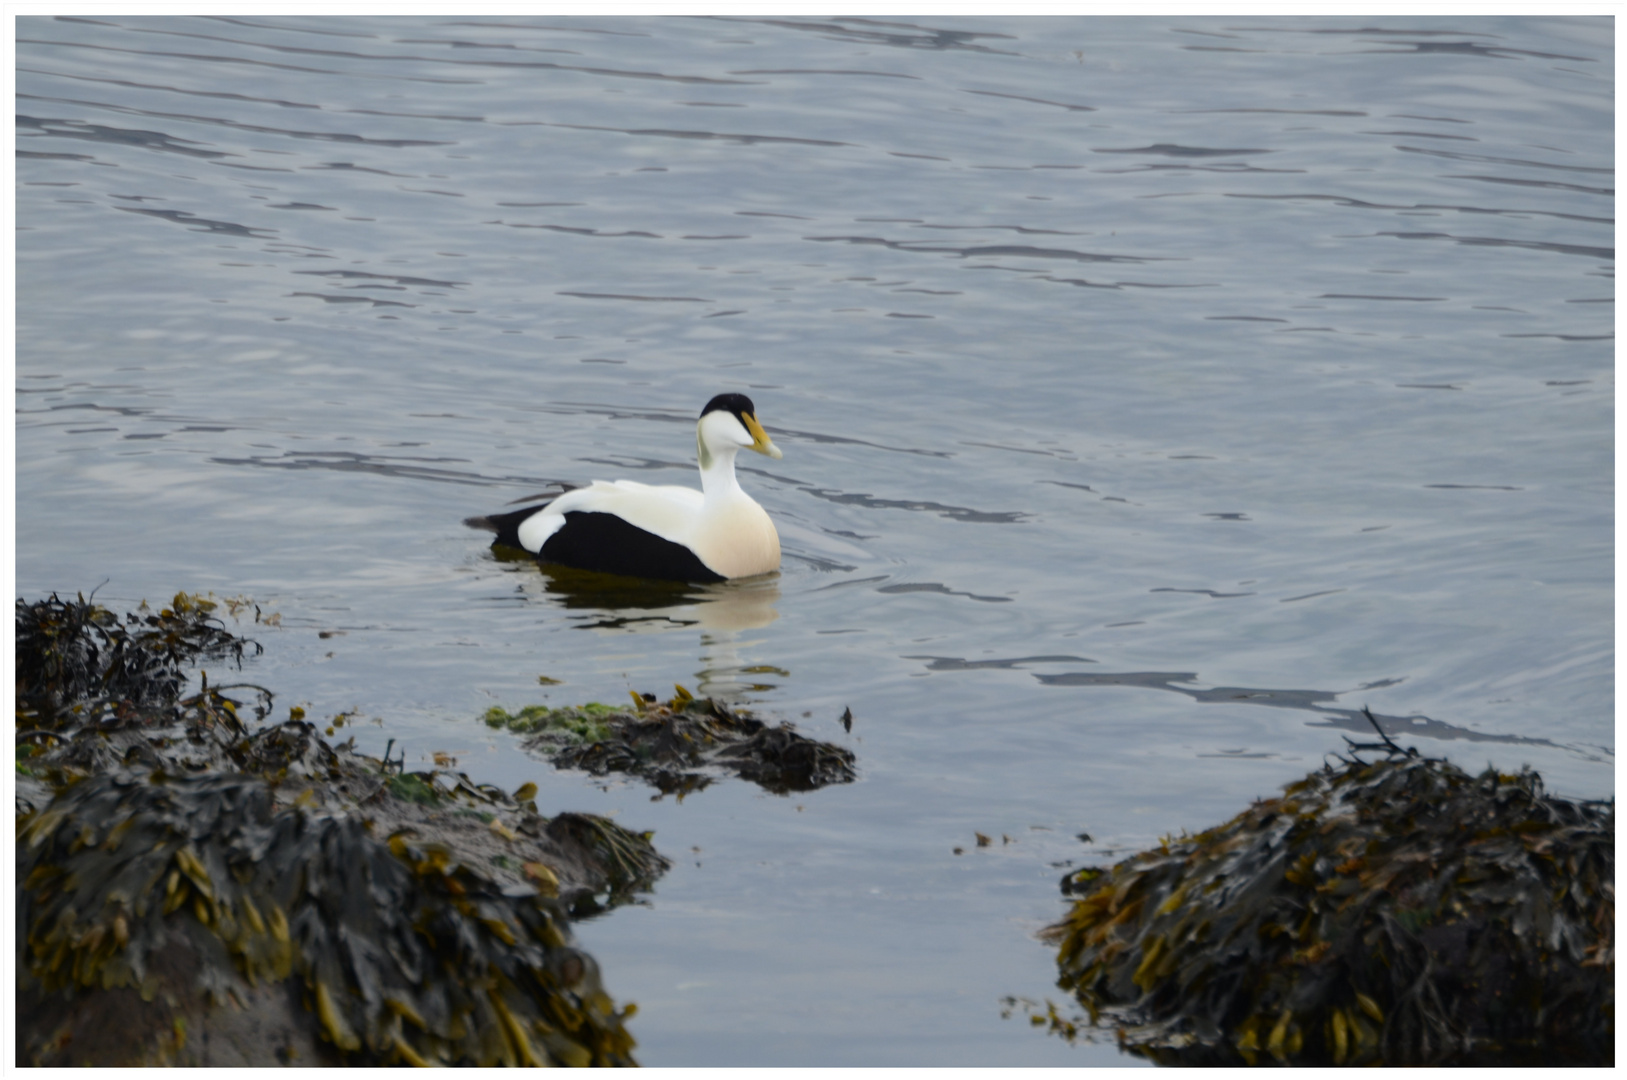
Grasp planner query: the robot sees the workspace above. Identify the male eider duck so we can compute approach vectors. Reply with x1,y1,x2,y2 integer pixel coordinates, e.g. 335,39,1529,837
466,393,782,583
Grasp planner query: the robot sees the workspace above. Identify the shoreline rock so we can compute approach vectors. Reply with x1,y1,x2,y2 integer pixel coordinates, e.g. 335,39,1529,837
1037,751,1613,1066
16,592,664,1066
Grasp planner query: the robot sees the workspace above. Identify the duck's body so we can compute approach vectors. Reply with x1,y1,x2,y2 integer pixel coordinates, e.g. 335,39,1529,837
466,394,782,583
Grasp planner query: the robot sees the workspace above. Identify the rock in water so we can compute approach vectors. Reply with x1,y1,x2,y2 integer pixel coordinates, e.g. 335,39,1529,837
17,768,642,1066
485,688,857,798
1045,754,1613,1066
15,591,655,1066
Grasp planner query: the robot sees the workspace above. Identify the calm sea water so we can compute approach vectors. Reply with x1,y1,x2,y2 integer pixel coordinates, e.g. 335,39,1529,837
15,15,1613,1066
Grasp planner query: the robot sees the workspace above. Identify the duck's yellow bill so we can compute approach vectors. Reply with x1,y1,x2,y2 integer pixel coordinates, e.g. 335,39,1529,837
743,413,783,459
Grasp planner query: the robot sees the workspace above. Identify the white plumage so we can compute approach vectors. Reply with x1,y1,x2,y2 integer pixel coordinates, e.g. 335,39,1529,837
469,394,783,583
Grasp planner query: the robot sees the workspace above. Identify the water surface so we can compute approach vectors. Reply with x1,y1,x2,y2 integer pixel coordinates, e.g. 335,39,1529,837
16,15,1613,1066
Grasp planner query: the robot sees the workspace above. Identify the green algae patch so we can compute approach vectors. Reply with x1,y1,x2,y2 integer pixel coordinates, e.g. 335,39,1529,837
386,771,442,806
496,686,857,798
1036,753,1613,1066
483,702,617,744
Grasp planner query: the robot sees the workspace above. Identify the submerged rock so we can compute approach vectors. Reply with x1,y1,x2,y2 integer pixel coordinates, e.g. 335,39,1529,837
1041,752,1613,1066
485,687,857,797
15,592,661,1065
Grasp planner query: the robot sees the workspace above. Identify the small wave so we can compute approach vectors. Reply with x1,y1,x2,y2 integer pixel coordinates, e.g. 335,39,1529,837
118,206,271,237
1094,143,1274,157
797,486,1026,524
556,291,711,303
211,450,549,487
1377,231,1613,261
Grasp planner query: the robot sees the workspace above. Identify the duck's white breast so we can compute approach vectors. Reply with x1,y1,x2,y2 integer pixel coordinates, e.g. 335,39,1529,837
689,496,781,578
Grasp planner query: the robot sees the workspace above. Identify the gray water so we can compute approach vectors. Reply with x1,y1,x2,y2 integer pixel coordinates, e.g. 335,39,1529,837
15,15,1613,1067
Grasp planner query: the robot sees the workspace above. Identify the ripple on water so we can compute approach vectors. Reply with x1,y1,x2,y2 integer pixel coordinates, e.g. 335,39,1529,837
15,13,1613,1067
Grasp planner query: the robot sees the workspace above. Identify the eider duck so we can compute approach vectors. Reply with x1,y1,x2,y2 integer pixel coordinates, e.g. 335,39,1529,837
466,393,782,583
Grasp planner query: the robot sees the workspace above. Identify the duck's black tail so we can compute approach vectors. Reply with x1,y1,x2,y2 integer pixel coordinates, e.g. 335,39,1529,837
465,485,576,550
463,503,551,551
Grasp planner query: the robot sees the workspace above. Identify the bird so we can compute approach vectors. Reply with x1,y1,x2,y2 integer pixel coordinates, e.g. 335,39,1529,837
465,393,783,583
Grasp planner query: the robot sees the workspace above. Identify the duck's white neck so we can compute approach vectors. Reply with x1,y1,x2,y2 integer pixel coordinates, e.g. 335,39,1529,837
699,445,745,502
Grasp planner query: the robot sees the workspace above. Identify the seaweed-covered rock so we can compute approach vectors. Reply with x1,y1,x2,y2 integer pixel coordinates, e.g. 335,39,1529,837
16,591,665,1066
486,687,857,796
17,591,261,726
17,770,637,1066
16,592,671,910
17,592,272,815
1044,754,1613,1066
357,774,672,919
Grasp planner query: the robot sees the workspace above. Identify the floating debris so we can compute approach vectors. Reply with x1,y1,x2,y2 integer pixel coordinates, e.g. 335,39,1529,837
486,686,857,797
1040,753,1613,1065
16,591,663,1065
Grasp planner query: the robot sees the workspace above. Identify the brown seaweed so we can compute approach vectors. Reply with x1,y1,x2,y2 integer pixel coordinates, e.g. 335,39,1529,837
18,770,639,1066
16,591,664,1065
485,687,857,797
17,591,261,726
1036,753,1613,1066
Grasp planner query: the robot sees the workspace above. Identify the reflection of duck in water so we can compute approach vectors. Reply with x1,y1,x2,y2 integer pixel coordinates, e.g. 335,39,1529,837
528,565,781,635
466,394,783,583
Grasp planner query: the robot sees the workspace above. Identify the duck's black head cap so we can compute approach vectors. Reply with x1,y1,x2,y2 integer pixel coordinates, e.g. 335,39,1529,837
701,392,756,423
